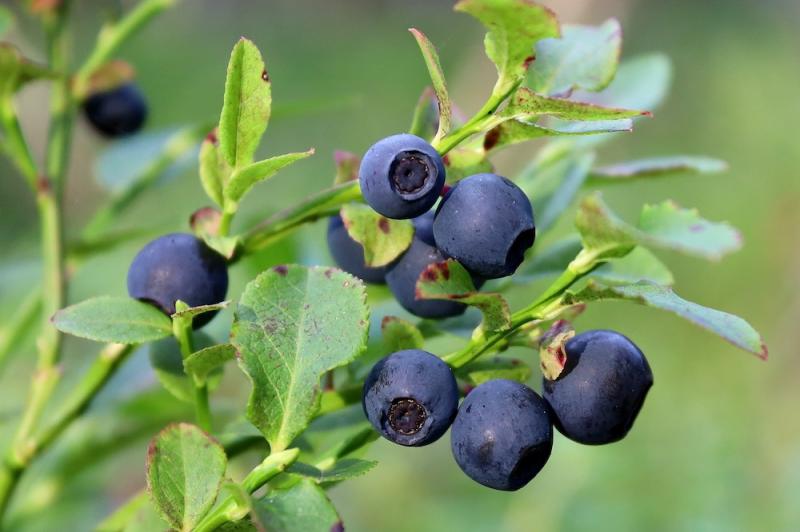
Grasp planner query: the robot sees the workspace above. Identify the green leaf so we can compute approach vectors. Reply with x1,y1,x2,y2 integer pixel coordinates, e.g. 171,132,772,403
408,86,439,140
218,37,271,168
563,281,768,359
455,0,559,98
232,265,369,451
457,357,532,386
184,343,237,385
146,423,227,531
333,150,360,185
96,491,151,532
252,479,341,532
485,89,640,151
530,19,622,96
122,497,171,532
416,259,511,332
444,146,493,183
576,53,673,111
381,316,424,353
590,247,674,286
505,90,647,121
574,193,637,261
149,338,195,404
171,300,230,321
203,234,241,260
339,204,414,267
576,193,742,262
409,28,451,141
288,458,377,484
515,235,582,282
638,201,742,261
198,130,229,206
529,152,595,233
52,296,172,344
589,156,728,182
224,149,315,206
94,125,206,193
0,6,14,39
532,54,672,160
0,43,56,98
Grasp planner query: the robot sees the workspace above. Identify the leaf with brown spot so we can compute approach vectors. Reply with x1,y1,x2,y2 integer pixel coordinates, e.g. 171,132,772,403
563,281,768,359
232,265,369,451
339,204,414,267
416,259,511,332
455,0,560,98
409,28,452,142
218,38,272,168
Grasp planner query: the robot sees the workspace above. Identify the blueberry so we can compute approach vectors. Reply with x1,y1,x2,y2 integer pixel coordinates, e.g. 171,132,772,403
362,349,458,446
433,173,535,279
83,83,147,138
127,233,228,328
450,379,553,491
543,330,653,445
359,134,446,219
385,212,472,319
326,214,389,284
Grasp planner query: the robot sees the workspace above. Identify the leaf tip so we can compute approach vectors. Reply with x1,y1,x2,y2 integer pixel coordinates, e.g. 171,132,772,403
758,342,769,361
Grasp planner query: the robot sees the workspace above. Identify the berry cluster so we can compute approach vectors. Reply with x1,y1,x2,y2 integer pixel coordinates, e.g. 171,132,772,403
328,133,535,318
363,330,653,491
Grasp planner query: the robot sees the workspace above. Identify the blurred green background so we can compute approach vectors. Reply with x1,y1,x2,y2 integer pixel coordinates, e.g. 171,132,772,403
1,0,799,530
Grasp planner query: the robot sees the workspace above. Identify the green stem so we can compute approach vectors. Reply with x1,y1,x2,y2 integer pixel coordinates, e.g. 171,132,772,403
72,0,177,98
0,99,39,190
431,87,512,155
36,184,64,369
80,123,211,240
44,5,74,201
0,289,41,376
193,448,300,532
241,180,362,255
442,249,596,369
34,344,135,453
0,344,135,520
173,318,211,431
218,209,234,237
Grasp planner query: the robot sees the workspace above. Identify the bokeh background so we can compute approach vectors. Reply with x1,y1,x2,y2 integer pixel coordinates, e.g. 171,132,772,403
1,0,799,530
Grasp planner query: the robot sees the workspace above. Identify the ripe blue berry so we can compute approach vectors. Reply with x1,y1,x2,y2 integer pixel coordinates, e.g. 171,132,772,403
127,233,228,328
326,214,389,284
359,134,445,219
450,379,553,491
385,212,472,319
83,83,147,138
362,349,458,446
451,379,553,491
433,173,535,279
543,330,653,445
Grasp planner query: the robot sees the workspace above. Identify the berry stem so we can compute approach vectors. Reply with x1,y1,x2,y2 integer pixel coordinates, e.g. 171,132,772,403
442,247,597,369
173,316,213,432
431,83,516,156
193,448,300,532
